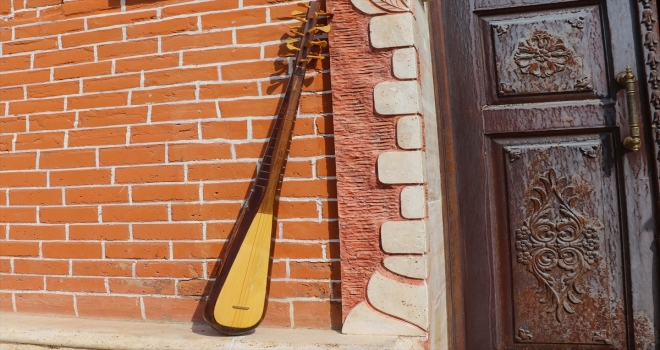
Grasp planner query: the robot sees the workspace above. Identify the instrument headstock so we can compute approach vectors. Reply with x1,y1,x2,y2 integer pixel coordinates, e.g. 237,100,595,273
283,1,332,68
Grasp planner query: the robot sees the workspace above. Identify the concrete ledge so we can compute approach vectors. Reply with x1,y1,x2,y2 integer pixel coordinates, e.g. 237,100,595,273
0,313,425,350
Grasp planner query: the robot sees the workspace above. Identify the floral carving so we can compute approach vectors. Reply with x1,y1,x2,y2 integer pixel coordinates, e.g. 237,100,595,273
370,0,409,12
514,31,574,78
567,16,585,29
516,328,533,342
515,169,601,322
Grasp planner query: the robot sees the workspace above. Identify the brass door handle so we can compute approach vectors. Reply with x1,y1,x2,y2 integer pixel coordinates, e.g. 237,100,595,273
617,67,641,152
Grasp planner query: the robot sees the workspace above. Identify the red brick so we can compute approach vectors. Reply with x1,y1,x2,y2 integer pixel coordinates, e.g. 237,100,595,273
0,28,10,42
293,301,342,329
9,188,62,205
69,224,129,240
206,222,233,239
84,74,141,93
14,259,69,275
203,182,250,201
276,201,318,219
131,86,196,105
61,28,123,48
0,153,36,171
270,281,331,299
0,87,25,102
127,17,197,39
0,70,50,87
40,149,96,169
97,39,158,60
109,278,175,295
0,241,39,256
50,169,111,186
0,208,37,223
102,205,169,222
172,242,223,259
15,19,84,39
73,261,132,277
0,275,43,290
40,206,98,224
143,296,204,322
105,242,169,259
0,293,11,313
144,67,219,87
136,261,203,278
132,223,202,240
200,120,248,140
183,46,261,65
99,145,165,166
289,137,334,157
132,184,200,202
27,81,79,99
76,295,142,319
273,242,323,259
284,160,314,178
115,54,179,74
78,107,148,127
301,94,333,114
34,47,94,68
43,242,102,259
188,162,256,181
289,262,340,279
199,81,259,100
46,277,106,293
130,123,198,143
177,279,211,296
2,38,58,55
0,55,31,72
115,165,184,184
9,225,64,241
221,60,288,81
316,157,336,177
168,143,232,162
261,301,291,327
0,116,26,133
281,221,338,240
161,1,237,17
66,186,129,205
161,31,233,52
171,203,240,221
322,200,338,219
15,293,75,316
202,8,266,30
68,92,128,110
68,127,127,147
29,112,76,131
54,62,112,80
87,10,157,29
218,98,279,118
0,172,46,187
10,99,64,115
280,180,337,198
26,0,61,8
236,23,292,44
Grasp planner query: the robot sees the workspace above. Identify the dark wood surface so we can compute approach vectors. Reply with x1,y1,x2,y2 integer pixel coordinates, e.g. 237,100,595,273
430,0,659,348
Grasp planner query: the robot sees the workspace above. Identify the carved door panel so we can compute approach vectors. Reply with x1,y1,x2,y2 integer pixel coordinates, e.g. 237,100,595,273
431,0,659,349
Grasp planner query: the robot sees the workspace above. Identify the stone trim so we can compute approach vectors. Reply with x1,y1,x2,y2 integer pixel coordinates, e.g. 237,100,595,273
329,0,437,339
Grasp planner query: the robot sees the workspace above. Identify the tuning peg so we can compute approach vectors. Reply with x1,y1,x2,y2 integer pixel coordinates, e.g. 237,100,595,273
293,15,308,23
285,37,300,51
290,30,305,37
297,2,310,8
279,53,296,58
310,39,328,48
307,55,325,60
291,10,305,16
309,25,331,34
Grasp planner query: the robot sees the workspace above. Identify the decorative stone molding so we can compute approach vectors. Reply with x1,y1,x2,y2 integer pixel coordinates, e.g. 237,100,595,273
333,0,433,339
384,256,428,279
377,151,425,184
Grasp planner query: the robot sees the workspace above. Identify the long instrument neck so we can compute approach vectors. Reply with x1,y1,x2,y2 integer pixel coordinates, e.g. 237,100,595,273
255,65,306,198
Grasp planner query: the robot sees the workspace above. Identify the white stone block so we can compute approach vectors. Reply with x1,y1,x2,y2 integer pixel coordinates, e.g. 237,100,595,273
374,81,421,116
393,47,417,80
384,256,427,279
397,115,422,149
381,220,427,254
401,186,426,219
342,301,425,336
377,151,424,184
370,13,415,49
350,0,386,15
367,271,429,329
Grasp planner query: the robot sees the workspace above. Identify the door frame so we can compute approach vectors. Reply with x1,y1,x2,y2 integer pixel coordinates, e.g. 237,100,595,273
428,0,660,348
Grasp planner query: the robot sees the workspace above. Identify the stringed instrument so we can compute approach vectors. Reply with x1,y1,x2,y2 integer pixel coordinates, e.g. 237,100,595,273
203,1,330,335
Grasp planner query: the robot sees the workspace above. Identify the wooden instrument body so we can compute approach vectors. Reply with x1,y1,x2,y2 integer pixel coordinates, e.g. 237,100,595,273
203,1,323,336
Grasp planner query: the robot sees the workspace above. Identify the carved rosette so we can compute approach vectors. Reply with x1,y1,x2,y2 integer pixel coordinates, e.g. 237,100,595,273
515,170,601,322
637,0,660,181
514,31,574,78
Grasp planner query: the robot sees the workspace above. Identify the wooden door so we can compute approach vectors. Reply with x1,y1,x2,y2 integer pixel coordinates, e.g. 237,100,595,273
430,0,660,349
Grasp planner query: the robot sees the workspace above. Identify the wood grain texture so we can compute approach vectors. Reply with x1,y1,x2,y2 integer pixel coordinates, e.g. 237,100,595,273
326,0,402,319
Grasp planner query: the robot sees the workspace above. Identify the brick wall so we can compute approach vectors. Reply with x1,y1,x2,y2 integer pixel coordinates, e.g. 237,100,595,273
0,0,339,329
